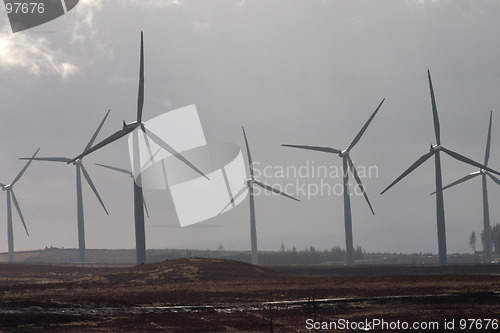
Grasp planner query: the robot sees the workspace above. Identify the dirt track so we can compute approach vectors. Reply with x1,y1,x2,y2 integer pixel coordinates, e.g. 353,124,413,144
0,259,499,332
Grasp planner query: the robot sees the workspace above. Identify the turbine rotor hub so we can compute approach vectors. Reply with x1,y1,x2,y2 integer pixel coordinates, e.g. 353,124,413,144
339,149,349,157
431,144,442,152
123,121,143,132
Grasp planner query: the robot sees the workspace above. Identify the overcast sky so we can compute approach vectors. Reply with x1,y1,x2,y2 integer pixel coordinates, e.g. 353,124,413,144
1,0,500,256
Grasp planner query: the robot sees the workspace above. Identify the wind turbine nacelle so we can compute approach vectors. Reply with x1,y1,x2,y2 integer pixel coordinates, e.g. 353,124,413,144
339,150,349,157
2,184,11,191
123,121,142,132
431,144,442,152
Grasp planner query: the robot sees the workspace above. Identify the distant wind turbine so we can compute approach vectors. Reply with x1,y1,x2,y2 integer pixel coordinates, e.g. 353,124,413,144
95,163,150,265
381,70,500,266
431,111,499,263
68,32,207,182
282,99,384,265
1,148,39,262
220,127,300,265
21,110,110,263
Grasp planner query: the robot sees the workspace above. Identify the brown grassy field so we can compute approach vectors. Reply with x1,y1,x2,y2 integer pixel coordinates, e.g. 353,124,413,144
0,258,499,332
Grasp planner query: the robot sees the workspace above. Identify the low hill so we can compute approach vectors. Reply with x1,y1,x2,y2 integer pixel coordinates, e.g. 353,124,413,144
107,258,284,283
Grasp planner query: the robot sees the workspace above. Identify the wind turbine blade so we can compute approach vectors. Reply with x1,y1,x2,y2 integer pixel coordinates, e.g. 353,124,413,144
242,126,254,177
84,109,111,152
12,148,39,186
140,147,162,173
428,70,441,145
143,127,209,180
486,172,500,186
10,190,29,236
347,98,385,152
142,194,150,218
441,147,500,176
253,180,301,202
380,150,434,195
430,172,480,195
137,31,144,123
347,156,374,215
95,163,132,176
19,157,71,163
69,129,128,163
218,185,249,215
80,164,109,215
139,130,158,172
484,111,492,166
281,144,340,154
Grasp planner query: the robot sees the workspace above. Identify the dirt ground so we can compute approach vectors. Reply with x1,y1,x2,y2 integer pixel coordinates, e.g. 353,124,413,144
0,258,499,332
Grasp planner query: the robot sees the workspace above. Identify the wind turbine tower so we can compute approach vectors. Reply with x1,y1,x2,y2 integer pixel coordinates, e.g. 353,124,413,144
1,148,39,262
433,111,500,263
220,127,300,265
96,163,150,265
282,99,384,265
381,71,500,266
21,111,110,262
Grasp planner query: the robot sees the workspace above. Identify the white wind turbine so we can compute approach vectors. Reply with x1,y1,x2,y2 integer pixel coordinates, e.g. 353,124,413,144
431,111,500,263
282,99,384,265
95,163,150,265
66,32,207,263
1,148,39,262
381,70,500,266
220,127,300,265
21,110,110,262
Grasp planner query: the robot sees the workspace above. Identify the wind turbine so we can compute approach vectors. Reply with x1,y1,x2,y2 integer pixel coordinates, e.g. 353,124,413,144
95,162,150,265
220,127,300,265
282,99,384,265
431,111,500,263
68,32,207,183
1,148,39,262
21,110,110,263
381,70,500,266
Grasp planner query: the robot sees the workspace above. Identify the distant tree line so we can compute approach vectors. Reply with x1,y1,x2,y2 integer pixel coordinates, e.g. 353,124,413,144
260,245,365,265
147,244,365,265
470,224,500,253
